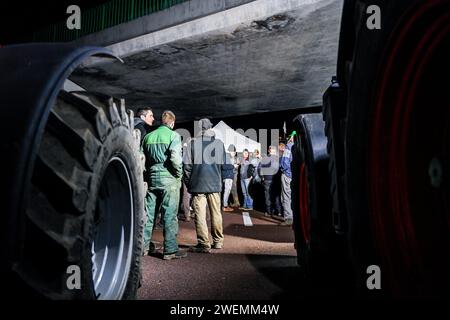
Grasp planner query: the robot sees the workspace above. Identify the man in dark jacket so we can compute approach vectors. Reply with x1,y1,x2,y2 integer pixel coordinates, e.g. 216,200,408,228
183,118,227,252
134,107,154,144
258,146,282,216
134,107,157,252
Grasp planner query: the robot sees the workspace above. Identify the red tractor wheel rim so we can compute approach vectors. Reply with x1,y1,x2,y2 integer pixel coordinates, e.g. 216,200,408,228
369,0,450,295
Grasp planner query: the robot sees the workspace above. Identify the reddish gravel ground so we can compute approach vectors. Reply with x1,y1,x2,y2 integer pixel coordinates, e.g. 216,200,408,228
138,209,303,300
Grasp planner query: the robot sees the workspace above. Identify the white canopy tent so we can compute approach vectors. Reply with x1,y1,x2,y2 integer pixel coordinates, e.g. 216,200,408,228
212,121,261,153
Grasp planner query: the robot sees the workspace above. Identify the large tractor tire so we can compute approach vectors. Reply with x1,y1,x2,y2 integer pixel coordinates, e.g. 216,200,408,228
334,0,450,297
291,114,345,280
0,44,145,299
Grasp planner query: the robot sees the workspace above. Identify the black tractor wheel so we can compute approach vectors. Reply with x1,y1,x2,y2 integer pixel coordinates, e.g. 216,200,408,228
292,114,337,277
22,91,145,299
292,113,352,295
341,0,450,297
0,44,145,300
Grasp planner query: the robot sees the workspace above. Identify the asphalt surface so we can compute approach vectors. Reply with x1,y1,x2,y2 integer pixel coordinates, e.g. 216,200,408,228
138,209,304,300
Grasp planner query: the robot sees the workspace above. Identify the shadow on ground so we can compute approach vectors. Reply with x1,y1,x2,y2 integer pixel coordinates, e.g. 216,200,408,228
246,254,355,299
224,223,295,243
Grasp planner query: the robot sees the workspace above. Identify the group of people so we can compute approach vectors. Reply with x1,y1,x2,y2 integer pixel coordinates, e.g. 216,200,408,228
133,107,294,261
222,141,294,226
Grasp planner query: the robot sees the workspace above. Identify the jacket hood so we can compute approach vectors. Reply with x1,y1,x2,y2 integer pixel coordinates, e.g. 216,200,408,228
196,128,216,138
134,117,145,126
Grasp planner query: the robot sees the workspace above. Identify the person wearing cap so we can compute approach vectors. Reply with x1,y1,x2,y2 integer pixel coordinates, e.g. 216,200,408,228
279,133,294,225
142,111,187,260
184,118,227,252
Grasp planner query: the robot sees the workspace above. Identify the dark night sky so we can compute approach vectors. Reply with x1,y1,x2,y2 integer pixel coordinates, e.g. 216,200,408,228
0,1,109,44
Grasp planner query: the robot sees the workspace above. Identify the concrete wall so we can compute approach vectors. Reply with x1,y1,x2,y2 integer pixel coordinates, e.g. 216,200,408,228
103,0,338,59
71,0,342,123
74,0,255,47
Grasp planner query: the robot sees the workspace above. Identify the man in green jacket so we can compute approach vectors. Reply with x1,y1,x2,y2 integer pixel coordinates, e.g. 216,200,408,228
142,111,186,260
